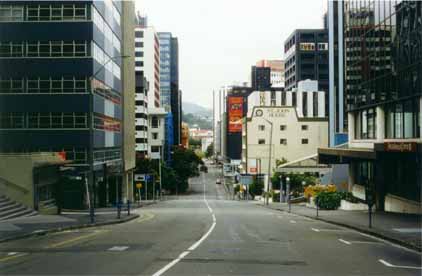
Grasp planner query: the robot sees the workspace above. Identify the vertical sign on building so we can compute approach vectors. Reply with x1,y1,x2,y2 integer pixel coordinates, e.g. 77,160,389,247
228,97,243,133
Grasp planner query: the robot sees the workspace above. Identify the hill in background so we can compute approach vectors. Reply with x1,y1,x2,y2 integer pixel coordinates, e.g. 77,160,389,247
182,102,212,130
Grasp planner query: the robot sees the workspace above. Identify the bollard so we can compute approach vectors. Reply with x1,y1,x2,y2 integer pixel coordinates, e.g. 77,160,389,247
316,197,319,217
127,200,130,216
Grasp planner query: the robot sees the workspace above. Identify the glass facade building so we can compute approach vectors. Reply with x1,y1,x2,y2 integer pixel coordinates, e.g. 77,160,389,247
0,1,125,209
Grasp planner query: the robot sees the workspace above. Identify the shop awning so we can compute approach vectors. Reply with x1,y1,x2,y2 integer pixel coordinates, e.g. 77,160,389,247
318,147,376,164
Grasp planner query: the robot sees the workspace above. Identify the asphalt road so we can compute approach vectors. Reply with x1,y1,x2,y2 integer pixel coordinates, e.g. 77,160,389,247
0,163,420,275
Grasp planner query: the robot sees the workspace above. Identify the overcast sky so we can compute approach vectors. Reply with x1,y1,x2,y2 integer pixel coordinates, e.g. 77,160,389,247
136,0,328,109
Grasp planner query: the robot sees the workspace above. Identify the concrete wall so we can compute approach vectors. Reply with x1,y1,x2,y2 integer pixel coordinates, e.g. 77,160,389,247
385,194,422,215
122,0,136,202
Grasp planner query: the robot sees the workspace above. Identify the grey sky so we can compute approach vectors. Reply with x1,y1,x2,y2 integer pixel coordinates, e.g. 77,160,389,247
136,0,327,109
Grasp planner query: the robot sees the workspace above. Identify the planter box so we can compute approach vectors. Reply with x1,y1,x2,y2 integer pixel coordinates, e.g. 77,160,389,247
340,199,368,211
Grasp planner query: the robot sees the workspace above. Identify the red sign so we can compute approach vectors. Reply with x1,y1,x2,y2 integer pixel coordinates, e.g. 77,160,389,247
384,142,417,152
228,97,243,133
249,167,257,173
57,151,66,161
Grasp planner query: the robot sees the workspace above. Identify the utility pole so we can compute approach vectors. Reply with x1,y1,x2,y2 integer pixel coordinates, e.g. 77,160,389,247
266,120,273,205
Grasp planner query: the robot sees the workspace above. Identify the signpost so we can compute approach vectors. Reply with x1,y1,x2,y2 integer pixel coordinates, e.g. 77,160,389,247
136,182,142,205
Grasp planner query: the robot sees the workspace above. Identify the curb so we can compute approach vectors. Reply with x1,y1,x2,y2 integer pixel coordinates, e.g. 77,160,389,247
259,204,421,253
0,214,140,244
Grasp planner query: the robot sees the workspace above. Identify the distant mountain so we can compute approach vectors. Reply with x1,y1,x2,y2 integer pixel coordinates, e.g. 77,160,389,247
183,102,212,117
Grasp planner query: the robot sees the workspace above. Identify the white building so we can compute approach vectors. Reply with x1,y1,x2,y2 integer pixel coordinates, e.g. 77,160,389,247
147,108,166,159
135,19,160,108
242,106,328,191
248,80,326,118
256,59,285,88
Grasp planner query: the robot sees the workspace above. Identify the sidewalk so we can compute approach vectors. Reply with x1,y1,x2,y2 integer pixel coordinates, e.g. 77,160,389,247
260,202,421,252
0,202,155,243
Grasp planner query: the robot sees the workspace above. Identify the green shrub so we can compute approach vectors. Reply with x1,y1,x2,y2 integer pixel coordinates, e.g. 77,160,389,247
272,191,281,202
315,191,341,210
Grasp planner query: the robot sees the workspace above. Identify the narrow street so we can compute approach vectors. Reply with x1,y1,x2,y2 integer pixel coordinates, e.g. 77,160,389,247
0,164,420,275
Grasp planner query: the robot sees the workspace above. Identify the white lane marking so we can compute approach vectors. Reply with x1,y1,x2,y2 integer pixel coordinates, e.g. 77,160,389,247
379,259,422,270
151,175,217,276
188,221,216,251
32,230,44,233
392,228,422,233
338,239,351,245
108,246,129,251
289,220,296,224
7,252,18,256
311,228,320,232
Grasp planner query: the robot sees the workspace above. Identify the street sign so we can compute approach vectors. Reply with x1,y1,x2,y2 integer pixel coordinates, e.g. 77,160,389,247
136,183,143,189
145,174,153,182
134,174,145,181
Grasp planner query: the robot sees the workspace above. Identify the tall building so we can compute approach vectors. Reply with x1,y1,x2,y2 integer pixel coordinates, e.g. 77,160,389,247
284,29,329,93
251,66,271,91
158,32,181,162
256,59,285,88
319,0,421,214
171,38,182,145
135,15,160,108
328,0,347,146
0,0,127,208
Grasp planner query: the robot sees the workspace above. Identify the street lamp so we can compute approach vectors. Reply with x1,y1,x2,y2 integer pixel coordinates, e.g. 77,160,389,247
279,174,283,204
88,55,131,223
286,177,291,213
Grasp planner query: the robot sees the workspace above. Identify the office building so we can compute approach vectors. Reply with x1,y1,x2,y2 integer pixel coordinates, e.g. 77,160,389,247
0,0,126,208
147,108,166,159
284,29,329,93
251,66,271,91
135,15,160,108
319,0,421,214
256,59,285,88
328,0,348,146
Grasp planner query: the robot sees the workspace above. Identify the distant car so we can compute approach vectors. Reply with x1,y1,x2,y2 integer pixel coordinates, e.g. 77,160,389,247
216,178,222,184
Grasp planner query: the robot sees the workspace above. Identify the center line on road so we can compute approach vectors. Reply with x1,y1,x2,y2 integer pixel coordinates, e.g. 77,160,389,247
311,228,320,232
379,259,422,270
151,175,217,276
338,239,351,245
108,246,129,251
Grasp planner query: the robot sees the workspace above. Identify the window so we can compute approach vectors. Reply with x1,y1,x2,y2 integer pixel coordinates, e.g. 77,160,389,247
280,139,287,145
301,139,309,144
135,51,144,57
94,114,121,132
152,133,158,140
280,125,286,131
0,42,24,57
135,31,144,38
135,61,144,67
26,77,88,94
355,108,376,139
0,78,24,93
258,139,266,144
151,146,160,153
385,100,420,139
258,125,265,131
135,42,144,48
301,125,308,130
151,116,159,128
0,5,24,21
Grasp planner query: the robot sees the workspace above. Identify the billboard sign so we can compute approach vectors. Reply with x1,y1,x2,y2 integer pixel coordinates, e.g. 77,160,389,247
228,97,243,133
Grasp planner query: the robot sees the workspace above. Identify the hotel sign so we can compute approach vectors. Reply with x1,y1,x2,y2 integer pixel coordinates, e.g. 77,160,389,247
268,109,290,118
384,142,417,153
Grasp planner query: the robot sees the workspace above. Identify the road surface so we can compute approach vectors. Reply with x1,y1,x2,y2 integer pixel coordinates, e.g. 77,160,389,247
0,164,420,275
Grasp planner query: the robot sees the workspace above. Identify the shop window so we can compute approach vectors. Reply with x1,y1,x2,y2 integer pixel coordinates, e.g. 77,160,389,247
258,139,266,144
280,139,287,145
301,139,309,144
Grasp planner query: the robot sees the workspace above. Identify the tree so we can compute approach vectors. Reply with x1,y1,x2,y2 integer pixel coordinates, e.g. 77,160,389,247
271,171,318,192
171,146,202,193
205,143,214,158
276,158,288,167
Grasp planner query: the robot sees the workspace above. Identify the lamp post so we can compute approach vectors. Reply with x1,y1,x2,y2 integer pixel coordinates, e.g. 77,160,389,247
286,177,291,213
279,175,283,204
88,55,130,223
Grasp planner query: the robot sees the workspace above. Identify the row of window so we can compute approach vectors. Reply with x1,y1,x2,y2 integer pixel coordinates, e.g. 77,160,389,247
0,4,89,22
257,138,309,145
0,41,88,58
0,77,88,94
0,112,88,129
93,114,121,132
354,100,420,140
93,148,121,163
92,79,121,104
258,125,309,131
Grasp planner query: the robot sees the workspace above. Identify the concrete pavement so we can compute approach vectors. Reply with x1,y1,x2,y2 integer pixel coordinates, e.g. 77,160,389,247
0,164,420,275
